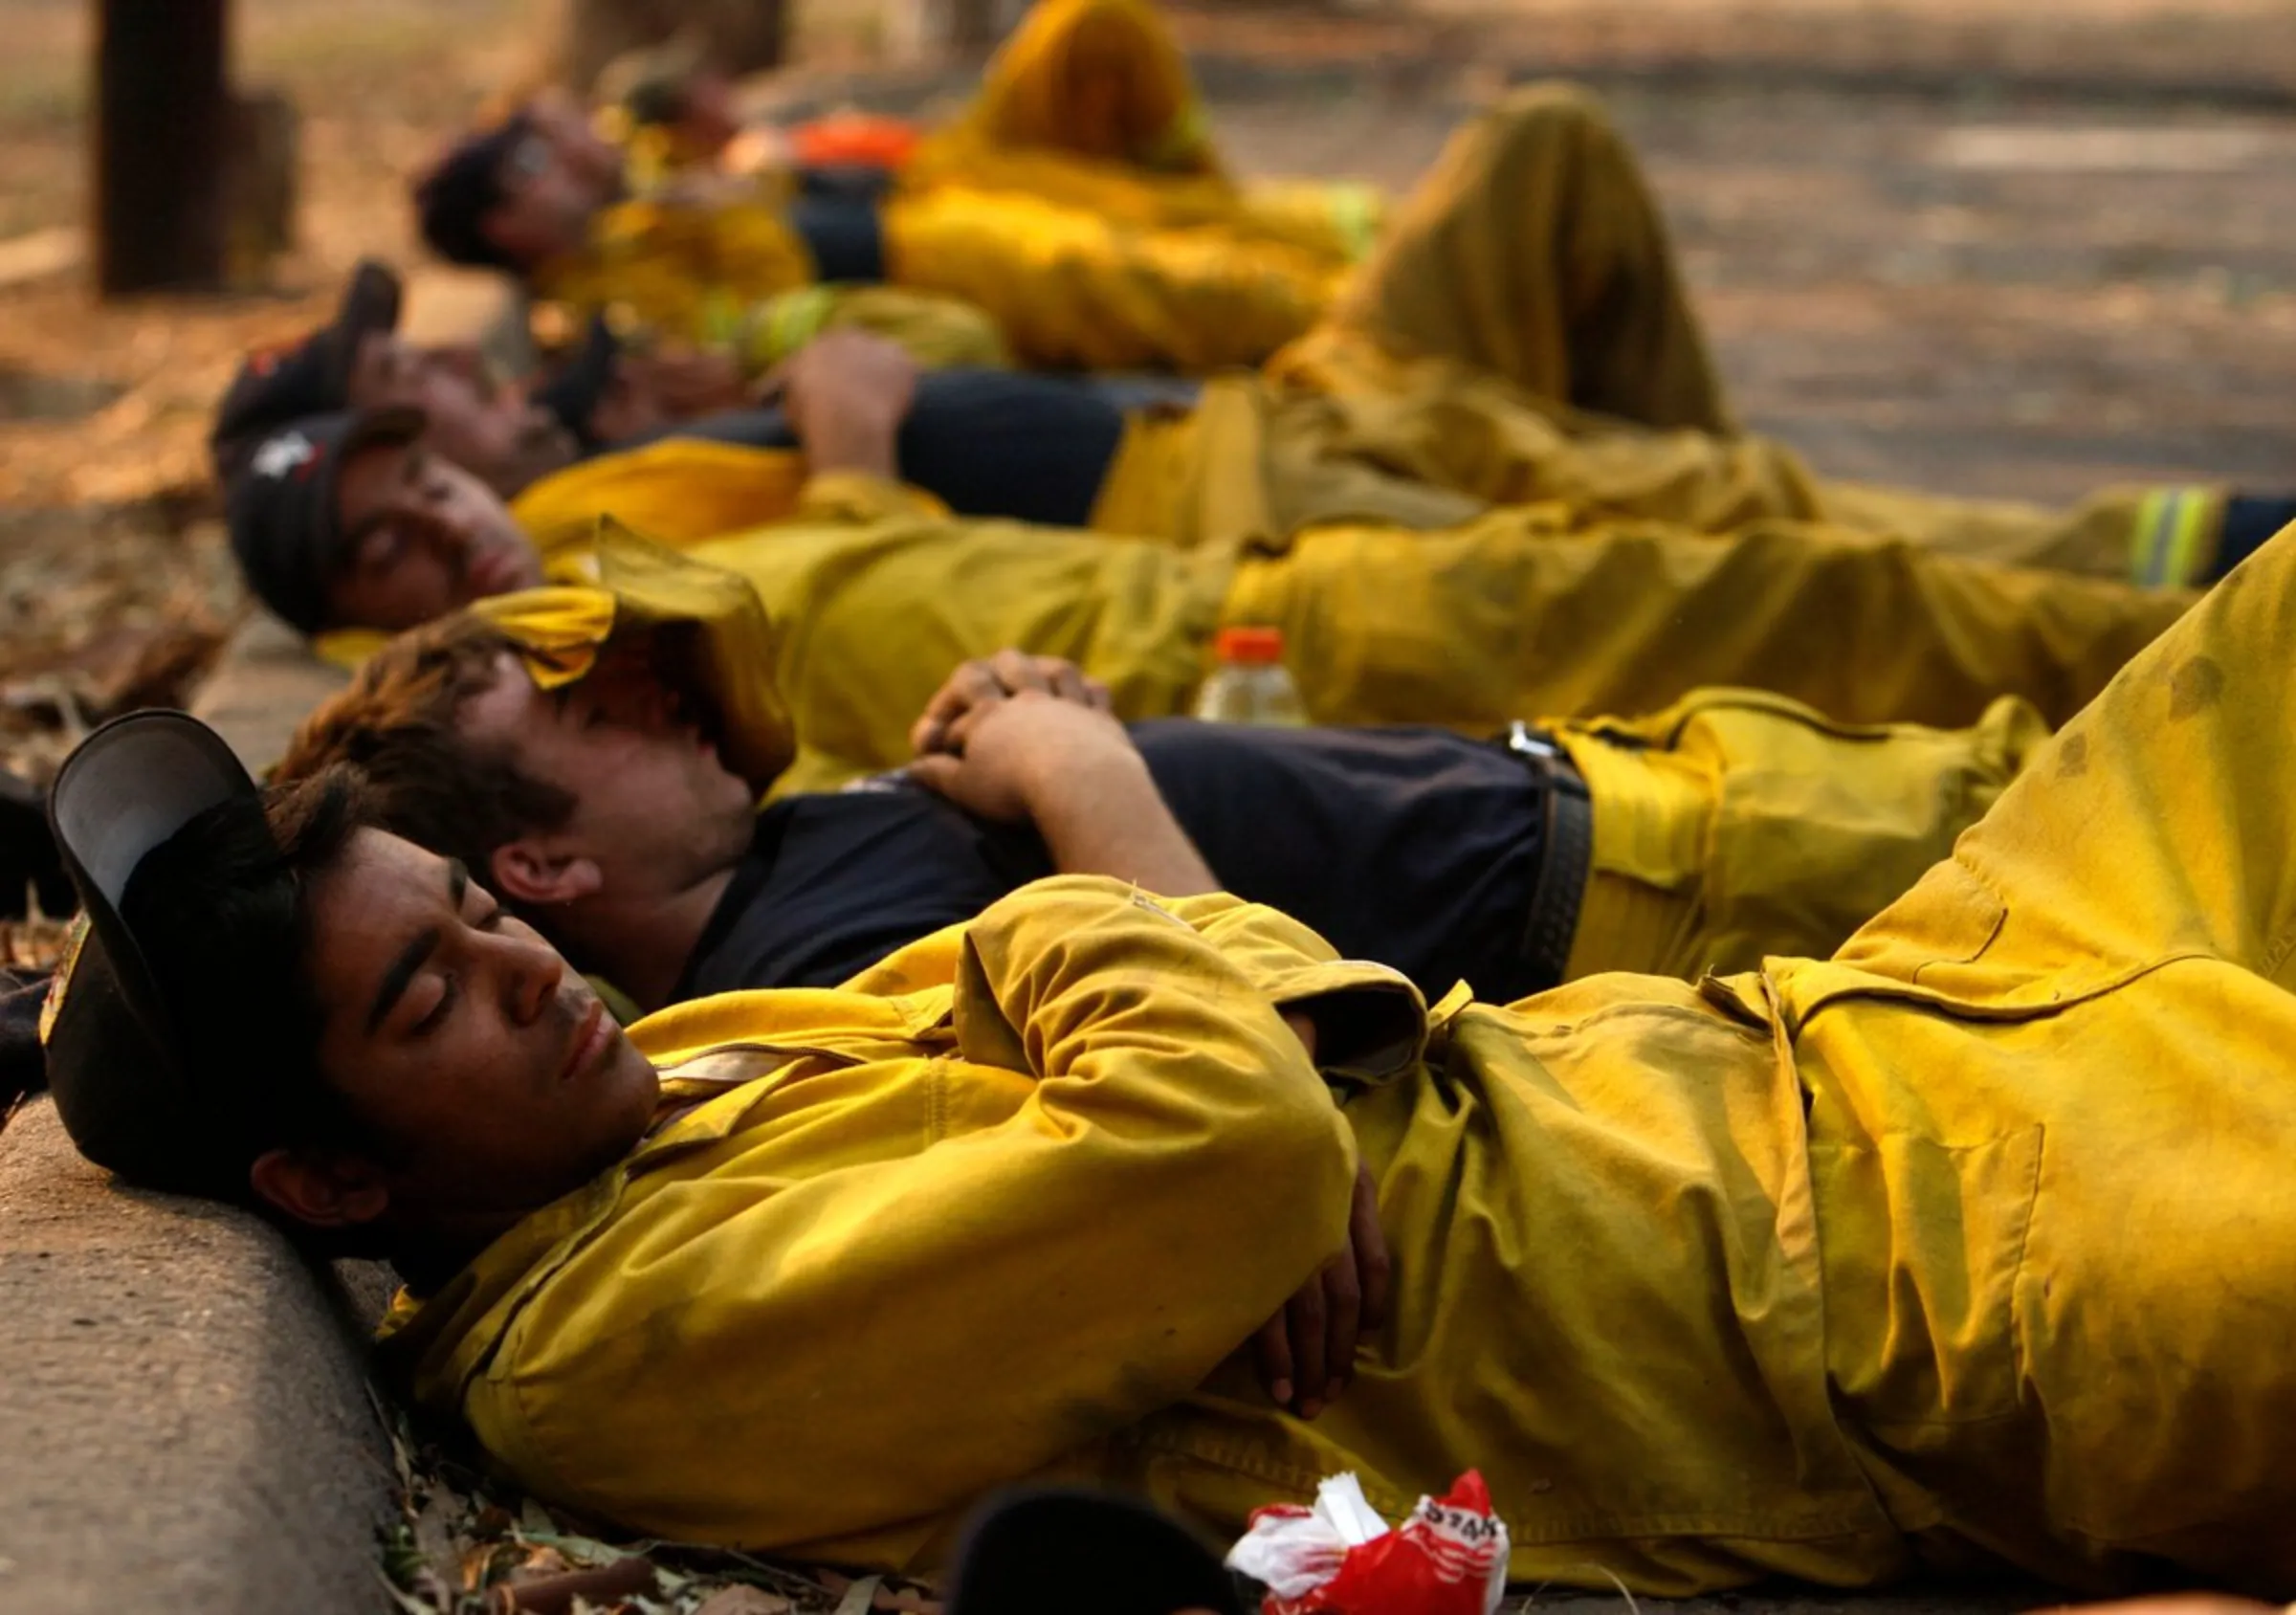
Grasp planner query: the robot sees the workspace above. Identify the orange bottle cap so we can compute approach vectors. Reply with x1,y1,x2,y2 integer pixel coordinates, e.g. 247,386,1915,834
1214,625,1286,664
790,113,920,171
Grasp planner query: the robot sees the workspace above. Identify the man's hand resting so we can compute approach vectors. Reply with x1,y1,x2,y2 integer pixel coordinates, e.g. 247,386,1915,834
906,685,1138,823
906,650,1219,897
1232,1010,1392,1422
909,649,1113,760
1251,1158,1390,1422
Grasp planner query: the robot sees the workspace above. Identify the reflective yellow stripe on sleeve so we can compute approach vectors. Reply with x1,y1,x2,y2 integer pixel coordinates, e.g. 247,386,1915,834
2131,487,2218,589
1324,183,1384,263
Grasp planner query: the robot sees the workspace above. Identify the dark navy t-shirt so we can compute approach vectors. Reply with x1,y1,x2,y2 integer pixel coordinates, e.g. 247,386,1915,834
678,721,1549,1004
622,366,1182,529
1130,720,1547,1000
677,783,1054,1000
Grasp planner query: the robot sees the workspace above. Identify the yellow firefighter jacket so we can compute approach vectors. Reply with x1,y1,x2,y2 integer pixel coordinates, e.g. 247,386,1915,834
375,878,1898,1592
323,460,2182,795
659,474,2182,793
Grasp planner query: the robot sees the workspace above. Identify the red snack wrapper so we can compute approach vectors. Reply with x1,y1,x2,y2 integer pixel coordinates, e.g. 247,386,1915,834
1228,1471,1509,1615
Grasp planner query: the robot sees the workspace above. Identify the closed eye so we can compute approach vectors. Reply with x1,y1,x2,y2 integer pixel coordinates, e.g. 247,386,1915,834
355,527,408,574
413,973,457,1036
413,909,505,1035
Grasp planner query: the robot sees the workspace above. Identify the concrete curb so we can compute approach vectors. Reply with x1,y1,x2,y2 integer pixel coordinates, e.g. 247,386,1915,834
193,609,351,773
0,598,382,1611
0,1098,396,1613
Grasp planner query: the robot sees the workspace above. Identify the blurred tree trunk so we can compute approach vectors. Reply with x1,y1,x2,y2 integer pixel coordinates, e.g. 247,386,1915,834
224,90,299,286
95,0,231,296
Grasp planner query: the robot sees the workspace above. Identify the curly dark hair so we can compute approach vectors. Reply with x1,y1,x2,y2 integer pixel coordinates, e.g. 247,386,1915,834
276,612,577,890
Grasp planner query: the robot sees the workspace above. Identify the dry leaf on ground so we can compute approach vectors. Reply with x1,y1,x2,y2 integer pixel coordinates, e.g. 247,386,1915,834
374,1396,936,1615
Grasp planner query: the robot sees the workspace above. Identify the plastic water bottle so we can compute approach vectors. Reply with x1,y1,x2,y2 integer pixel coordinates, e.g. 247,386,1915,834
1193,625,1307,725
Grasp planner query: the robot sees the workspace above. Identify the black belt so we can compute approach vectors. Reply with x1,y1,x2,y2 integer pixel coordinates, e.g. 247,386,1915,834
1503,721,1593,993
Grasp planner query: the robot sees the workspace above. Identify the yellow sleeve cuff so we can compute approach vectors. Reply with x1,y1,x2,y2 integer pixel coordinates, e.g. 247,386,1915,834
1262,960,1426,1084
1156,891,1428,1083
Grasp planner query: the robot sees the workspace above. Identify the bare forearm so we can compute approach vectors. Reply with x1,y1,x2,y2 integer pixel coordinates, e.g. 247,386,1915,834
1027,754,1220,897
782,331,916,482
796,410,901,481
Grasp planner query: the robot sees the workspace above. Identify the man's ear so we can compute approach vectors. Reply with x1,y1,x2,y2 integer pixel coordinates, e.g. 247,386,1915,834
248,1148,391,1230
490,838,605,907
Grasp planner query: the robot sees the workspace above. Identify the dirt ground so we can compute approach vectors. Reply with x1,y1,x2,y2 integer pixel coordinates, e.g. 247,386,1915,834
1,0,2294,789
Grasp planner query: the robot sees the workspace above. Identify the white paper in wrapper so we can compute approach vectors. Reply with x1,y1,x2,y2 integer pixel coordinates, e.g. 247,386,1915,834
1225,1471,1510,1615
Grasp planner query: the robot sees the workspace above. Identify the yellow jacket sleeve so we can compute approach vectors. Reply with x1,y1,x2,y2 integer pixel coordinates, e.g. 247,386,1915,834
738,283,1014,372
506,452,950,568
510,440,814,554
942,882,1426,1083
456,878,1375,1560
537,199,815,354
1106,888,1428,1081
